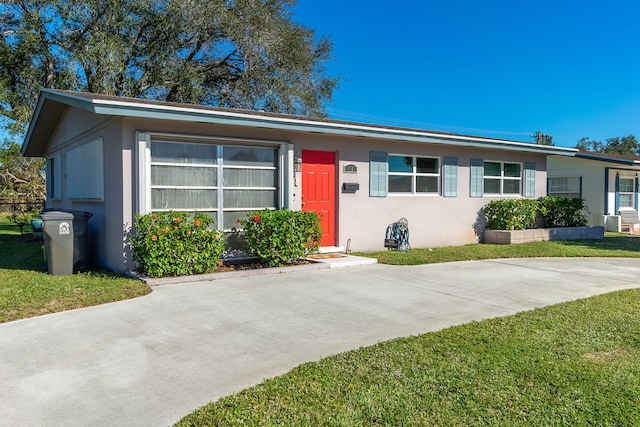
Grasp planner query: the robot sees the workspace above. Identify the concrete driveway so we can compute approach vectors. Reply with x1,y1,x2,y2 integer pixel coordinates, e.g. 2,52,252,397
1,258,639,426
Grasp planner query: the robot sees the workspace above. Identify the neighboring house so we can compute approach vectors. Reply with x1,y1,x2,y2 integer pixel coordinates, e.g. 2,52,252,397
22,89,577,273
548,152,640,230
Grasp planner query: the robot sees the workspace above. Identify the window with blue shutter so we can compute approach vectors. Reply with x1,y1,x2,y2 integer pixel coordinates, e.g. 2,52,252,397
470,158,484,197
369,151,388,197
524,162,536,198
443,156,458,197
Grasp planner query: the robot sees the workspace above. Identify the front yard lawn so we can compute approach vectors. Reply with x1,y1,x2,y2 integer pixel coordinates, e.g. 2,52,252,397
356,233,640,265
177,288,640,426
176,234,640,426
2,213,639,425
0,215,150,323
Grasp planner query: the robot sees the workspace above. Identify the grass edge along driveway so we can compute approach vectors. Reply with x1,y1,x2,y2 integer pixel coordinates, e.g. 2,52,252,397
2,215,640,425
176,288,640,426
0,216,150,324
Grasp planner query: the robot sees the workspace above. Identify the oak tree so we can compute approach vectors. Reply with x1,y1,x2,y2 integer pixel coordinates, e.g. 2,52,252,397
0,0,338,135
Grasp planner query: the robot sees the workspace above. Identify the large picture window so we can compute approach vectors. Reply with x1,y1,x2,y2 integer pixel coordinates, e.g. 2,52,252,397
548,177,581,198
483,161,521,195
221,146,278,229
150,140,279,230
388,155,440,194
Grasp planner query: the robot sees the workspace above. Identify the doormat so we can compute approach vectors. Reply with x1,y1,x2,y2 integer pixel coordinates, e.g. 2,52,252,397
307,253,347,259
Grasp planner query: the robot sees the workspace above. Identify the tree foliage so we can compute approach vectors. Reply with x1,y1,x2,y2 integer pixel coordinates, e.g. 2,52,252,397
0,0,339,135
531,130,553,146
575,135,639,156
0,142,45,199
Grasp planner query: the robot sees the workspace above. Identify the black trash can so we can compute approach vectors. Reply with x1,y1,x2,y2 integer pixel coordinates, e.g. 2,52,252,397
41,210,92,275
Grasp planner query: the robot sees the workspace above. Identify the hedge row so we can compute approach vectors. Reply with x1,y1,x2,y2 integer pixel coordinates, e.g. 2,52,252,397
131,209,321,277
484,196,587,231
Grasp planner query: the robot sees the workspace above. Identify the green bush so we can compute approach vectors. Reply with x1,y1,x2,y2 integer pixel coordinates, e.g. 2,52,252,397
241,209,322,267
538,196,587,227
484,197,588,230
484,199,538,230
130,211,224,278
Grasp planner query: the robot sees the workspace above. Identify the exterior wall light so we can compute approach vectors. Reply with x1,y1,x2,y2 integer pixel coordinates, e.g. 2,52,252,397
294,152,302,172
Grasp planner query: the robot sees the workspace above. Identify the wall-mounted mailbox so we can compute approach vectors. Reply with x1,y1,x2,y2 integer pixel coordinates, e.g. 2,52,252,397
342,183,360,193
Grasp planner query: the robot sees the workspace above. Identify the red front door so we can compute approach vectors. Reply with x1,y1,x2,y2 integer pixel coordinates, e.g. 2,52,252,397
302,150,336,247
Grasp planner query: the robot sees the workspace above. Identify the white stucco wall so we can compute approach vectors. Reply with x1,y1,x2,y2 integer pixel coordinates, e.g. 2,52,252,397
548,155,640,227
547,155,606,225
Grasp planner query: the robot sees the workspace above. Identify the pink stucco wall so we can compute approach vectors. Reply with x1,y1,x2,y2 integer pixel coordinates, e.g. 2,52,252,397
46,110,549,272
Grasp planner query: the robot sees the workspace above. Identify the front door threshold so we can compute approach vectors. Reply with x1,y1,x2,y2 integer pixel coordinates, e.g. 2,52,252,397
319,246,345,254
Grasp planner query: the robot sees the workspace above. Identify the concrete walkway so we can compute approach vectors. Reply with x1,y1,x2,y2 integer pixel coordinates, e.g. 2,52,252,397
1,258,639,427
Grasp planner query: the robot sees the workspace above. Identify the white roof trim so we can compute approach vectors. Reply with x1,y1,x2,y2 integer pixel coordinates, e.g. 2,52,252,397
90,96,577,153
23,89,579,157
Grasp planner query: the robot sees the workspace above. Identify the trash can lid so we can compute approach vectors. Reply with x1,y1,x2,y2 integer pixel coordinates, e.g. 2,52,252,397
41,209,93,220
40,211,75,221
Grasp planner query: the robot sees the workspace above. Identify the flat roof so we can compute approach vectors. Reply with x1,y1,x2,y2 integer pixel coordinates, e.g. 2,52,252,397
22,89,579,157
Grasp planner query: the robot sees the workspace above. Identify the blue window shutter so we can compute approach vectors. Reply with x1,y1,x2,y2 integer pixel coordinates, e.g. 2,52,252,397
635,175,639,210
443,156,458,197
369,151,388,197
470,158,484,198
579,176,583,198
524,162,536,198
614,173,620,213
546,177,550,196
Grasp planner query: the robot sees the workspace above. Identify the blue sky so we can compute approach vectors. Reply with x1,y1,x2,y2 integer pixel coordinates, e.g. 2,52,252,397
294,1,640,148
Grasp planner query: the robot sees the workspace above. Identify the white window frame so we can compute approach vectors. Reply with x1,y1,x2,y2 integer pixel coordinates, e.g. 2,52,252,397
618,176,635,209
387,154,440,195
138,132,286,231
46,154,62,200
548,176,581,198
483,161,522,195
220,146,279,230
149,140,219,213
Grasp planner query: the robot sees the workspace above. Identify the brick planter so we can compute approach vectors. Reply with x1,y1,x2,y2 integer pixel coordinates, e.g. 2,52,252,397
483,226,605,245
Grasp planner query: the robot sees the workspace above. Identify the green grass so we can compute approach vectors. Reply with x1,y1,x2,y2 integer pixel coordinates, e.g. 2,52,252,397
3,213,640,425
355,233,640,265
0,215,151,323
177,289,640,426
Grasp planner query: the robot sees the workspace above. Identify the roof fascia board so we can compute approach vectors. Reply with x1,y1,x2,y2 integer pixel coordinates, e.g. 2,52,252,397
21,96,47,156
91,98,577,156
575,153,640,166
21,90,100,156
25,89,578,157
43,89,99,110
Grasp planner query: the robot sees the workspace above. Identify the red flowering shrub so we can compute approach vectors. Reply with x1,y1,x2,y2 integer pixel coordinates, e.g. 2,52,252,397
240,209,322,267
130,211,224,277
